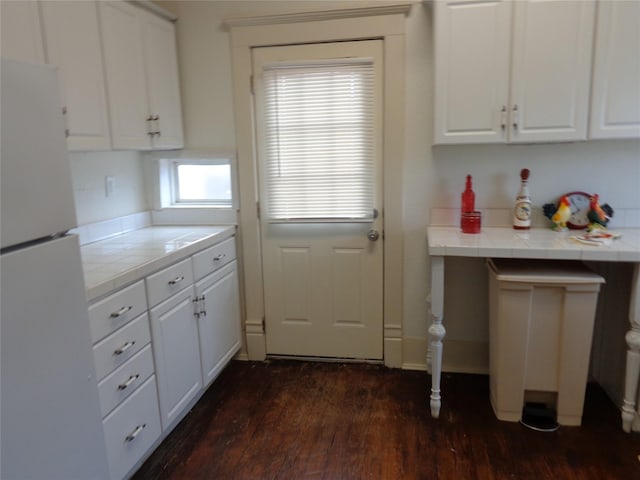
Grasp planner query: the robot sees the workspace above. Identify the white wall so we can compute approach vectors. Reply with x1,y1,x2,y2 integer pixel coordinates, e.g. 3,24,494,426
69,151,148,225
161,0,640,370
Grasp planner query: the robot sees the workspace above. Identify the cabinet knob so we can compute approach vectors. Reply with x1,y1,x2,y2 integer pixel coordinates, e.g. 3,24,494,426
512,104,519,131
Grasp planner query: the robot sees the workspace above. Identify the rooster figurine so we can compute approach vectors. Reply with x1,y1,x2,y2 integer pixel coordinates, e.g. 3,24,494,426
543,195,572,231
587,194,614,232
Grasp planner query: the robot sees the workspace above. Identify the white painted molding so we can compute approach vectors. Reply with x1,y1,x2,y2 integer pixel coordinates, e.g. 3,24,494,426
129,1,177,22
229,7,408,362
223,4,412,28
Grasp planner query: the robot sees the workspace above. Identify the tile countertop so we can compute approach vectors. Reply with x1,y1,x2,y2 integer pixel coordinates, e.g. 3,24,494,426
427,227,640,262
80,226,236,302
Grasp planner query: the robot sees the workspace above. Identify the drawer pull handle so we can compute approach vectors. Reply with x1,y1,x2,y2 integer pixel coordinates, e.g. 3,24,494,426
125,424,146,442
110,306,132,318
168,275,184,285
113,341,136,356
117,374,140,391
213,254,226,262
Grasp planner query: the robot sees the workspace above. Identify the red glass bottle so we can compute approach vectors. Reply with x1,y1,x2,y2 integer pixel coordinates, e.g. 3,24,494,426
460,175,476,231
461,174,475,213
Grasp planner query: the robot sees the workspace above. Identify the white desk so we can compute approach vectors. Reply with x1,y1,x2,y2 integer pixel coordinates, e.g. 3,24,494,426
427,226,640,432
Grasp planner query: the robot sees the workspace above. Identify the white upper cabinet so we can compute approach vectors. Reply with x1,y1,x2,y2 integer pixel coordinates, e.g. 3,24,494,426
510,0,595,143
141,8,184,149
589,0,640,139
100,1,184,150
0,0,45,64
41,1,111,151
434,0,596,144
434,0,511,144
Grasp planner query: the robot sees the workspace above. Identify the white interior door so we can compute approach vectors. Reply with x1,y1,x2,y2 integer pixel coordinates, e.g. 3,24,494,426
253,40,384,360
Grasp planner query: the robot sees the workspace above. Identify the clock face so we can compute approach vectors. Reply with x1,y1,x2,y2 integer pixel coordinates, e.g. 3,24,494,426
565,191,591,229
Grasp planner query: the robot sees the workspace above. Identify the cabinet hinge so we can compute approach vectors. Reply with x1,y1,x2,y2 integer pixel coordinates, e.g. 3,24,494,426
256,201,261,219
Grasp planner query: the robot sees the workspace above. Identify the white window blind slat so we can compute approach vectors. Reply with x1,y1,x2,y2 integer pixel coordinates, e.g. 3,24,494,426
263,60,375,222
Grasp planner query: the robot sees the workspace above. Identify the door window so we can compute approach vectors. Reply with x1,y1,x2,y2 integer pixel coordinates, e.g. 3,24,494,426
262,59,375,222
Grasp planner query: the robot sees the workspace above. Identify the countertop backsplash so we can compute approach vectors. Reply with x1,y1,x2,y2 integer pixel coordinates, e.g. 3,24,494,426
70,211,152,246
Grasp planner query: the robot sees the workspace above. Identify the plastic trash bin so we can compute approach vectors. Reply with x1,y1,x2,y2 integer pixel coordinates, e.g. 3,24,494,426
487,258,605,427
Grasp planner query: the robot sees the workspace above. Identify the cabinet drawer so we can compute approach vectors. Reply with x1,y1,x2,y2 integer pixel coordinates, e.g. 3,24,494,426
192,236,236,281
103,375,161,480
98,344,155,418
93,313,151,381
89,281,147,343
146,258,193,307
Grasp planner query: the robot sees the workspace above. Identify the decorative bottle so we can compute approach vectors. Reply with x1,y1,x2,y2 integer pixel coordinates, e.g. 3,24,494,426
461,174,475,215
513,168,531,230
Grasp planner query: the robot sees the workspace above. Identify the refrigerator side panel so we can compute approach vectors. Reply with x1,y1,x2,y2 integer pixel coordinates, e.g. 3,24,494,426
0,59,78,249
1,235,109,480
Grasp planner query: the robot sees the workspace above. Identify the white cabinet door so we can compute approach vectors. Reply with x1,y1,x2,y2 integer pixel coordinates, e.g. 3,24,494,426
433,0,511,144
99,1,183,150
141,8,184,149
590,0,640,139
0,0,45,63
41,1,111,151
195,261,242,388
149,287,202,430
509,0,595,143
99,0,152,150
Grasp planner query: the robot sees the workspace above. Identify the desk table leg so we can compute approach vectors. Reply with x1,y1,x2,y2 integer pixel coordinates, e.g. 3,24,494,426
429,255,446,418
622,262,640,432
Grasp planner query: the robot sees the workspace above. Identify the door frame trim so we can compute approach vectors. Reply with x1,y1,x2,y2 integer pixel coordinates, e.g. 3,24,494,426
227,5,409,367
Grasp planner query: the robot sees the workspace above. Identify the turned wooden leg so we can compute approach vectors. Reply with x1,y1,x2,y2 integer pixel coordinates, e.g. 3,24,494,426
622,263,640,432
429,256,446,418
429,317,446,418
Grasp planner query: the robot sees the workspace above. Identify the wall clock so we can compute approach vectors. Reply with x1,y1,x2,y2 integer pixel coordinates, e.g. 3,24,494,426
564,191,591,229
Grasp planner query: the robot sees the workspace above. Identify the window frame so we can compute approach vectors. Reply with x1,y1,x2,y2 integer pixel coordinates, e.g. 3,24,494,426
149,150,238,210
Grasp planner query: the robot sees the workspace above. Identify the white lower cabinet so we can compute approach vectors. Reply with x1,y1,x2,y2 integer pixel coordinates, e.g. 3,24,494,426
196,261,242,388
148,286,203,430
89,234,241,479
89,284,161,480
102,376,162,480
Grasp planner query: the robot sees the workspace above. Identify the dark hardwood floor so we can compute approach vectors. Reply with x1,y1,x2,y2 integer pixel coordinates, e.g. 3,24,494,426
133,360,640,480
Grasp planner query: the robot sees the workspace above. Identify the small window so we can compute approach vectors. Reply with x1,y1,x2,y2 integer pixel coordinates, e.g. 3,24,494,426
152,152,236,209
173,160,232,205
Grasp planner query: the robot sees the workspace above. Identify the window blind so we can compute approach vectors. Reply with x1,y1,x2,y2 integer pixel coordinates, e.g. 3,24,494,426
262,59,375,222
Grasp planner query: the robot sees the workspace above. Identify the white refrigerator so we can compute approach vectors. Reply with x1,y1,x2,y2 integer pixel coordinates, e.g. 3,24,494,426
1,59,110,479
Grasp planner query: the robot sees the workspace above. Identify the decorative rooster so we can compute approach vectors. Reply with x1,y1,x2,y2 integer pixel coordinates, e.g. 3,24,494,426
543,195,571,231
587,194,614,232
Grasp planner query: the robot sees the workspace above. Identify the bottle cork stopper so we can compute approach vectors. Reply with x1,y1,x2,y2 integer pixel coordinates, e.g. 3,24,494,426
520,168,530,181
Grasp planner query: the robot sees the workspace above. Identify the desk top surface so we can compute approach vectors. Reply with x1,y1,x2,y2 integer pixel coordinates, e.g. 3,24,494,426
427,227,640,262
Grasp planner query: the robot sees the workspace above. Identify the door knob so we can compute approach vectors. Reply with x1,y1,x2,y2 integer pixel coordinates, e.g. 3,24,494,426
367,229,380,241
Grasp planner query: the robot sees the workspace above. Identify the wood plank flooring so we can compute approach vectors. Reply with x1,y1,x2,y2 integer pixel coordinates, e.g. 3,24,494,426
133,360,640,480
